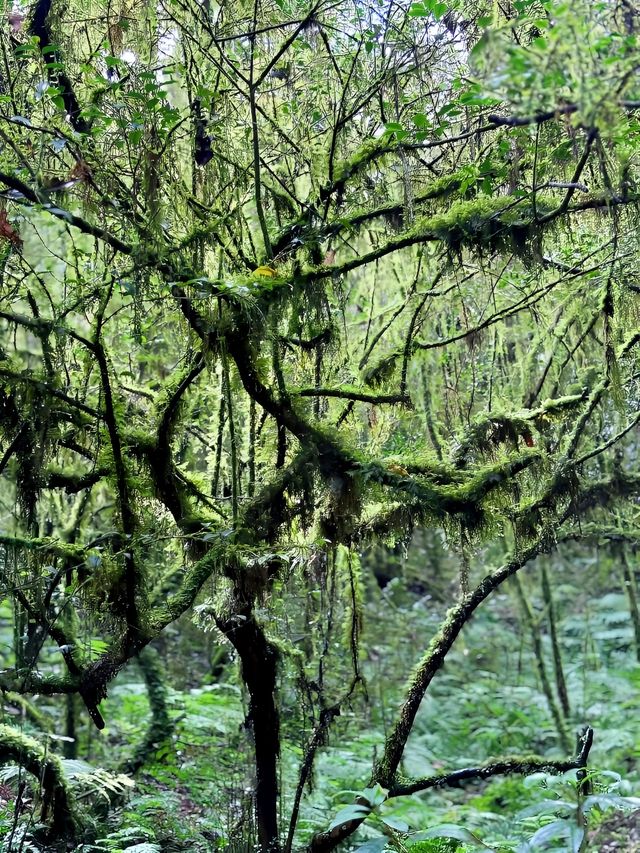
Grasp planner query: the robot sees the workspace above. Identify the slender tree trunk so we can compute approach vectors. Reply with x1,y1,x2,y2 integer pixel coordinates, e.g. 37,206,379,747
221,610,281,852
619,547,640,663
513,574,570,752
540,562,570,716
248,396,256,498
64,694,78,759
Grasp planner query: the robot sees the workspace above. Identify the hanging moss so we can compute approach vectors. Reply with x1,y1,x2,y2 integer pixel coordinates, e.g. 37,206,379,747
353,452,540,548
423,194,557,256
336,546,364,679
442,452,540,505
357,501,420,547
452,395,584,467
320,469,363,543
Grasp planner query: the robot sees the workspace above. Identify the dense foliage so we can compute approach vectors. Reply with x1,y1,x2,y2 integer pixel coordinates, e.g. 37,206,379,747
1,0,640,850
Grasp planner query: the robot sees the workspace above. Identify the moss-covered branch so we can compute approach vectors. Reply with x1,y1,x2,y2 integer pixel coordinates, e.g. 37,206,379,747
389,727,593,796
373,539,548,788
294,387,410,405
1,692,53,732
0,365,100,419
0,723,80,837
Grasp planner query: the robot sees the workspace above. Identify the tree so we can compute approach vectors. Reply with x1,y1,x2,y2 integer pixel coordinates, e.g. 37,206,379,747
0,0,639,849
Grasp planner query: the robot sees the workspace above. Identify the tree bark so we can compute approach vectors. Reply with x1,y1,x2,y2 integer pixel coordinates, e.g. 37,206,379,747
221,610,281,852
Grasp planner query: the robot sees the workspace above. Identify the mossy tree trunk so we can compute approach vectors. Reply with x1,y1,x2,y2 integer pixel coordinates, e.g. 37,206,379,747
122,645,174,775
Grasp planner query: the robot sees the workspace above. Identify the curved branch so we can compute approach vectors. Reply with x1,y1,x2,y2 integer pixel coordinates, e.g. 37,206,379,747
389,726,594,797
0,723,80,837
295,387,410,405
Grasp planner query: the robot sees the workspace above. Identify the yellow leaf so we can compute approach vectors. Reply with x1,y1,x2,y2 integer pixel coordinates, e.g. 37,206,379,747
386,463,409,476
253,265,277,277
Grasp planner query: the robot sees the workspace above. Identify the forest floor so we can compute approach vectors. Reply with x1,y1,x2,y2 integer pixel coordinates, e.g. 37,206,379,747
590,810,640,851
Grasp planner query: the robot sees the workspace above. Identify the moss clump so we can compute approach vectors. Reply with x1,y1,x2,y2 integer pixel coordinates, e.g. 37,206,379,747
423,194,556,257
385,452,458,485
452,414,537,467
362,353,398,387
443,452,540,504
327,138,386,191
342,167,481,233
420,169,478,200
452,395,584,467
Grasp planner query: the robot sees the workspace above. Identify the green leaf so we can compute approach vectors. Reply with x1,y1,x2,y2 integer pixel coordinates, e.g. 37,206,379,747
360,783,388,807
381,815,409,832
528,819,583,852
354,839,388,853
413,824,495,850
432,1,447,19
328,804,371,830
582,794,640,813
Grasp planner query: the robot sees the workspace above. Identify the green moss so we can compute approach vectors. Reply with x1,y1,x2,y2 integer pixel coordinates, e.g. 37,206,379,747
452,395,584,467
331,138,385,187
538,394,586,417
82,550,127,613
362,353,398,387
122,646,174,775
151,540,230,627
358,452,539,545
0,723,80,836
423,194,557,255
422,169,477,199
442,452,540,506
0,534,84,560
1,692,53,732
386,452,459,485
123,428,157,454
342,168,479,232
